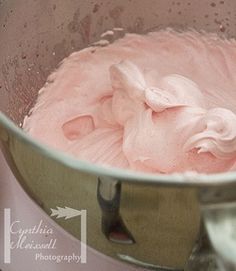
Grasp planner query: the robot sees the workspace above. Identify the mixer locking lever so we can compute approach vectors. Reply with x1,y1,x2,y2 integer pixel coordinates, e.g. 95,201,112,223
97,177,135,245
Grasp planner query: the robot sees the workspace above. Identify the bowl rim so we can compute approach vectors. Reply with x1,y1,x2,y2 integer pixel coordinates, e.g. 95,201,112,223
1,111,236,188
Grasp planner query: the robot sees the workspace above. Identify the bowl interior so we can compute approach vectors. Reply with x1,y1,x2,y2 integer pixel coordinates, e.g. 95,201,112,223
0,0,236,125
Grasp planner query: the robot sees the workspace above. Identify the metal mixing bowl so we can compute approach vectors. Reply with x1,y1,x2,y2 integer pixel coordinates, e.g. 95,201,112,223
1,1,236,270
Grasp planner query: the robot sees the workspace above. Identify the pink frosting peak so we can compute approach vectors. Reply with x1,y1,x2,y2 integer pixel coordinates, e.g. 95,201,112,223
23,30,236,174
184,108,236,159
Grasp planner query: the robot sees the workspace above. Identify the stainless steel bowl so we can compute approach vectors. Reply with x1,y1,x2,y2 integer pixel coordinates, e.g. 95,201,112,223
1,1,236,270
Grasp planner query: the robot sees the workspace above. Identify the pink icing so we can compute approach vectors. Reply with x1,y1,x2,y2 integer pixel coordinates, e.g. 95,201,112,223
23,30,236,174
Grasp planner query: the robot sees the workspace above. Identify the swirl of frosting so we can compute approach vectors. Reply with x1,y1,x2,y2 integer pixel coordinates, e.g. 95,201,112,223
109,60,236,171
184,108,236,160
23,30,236,174
110,60,205,114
